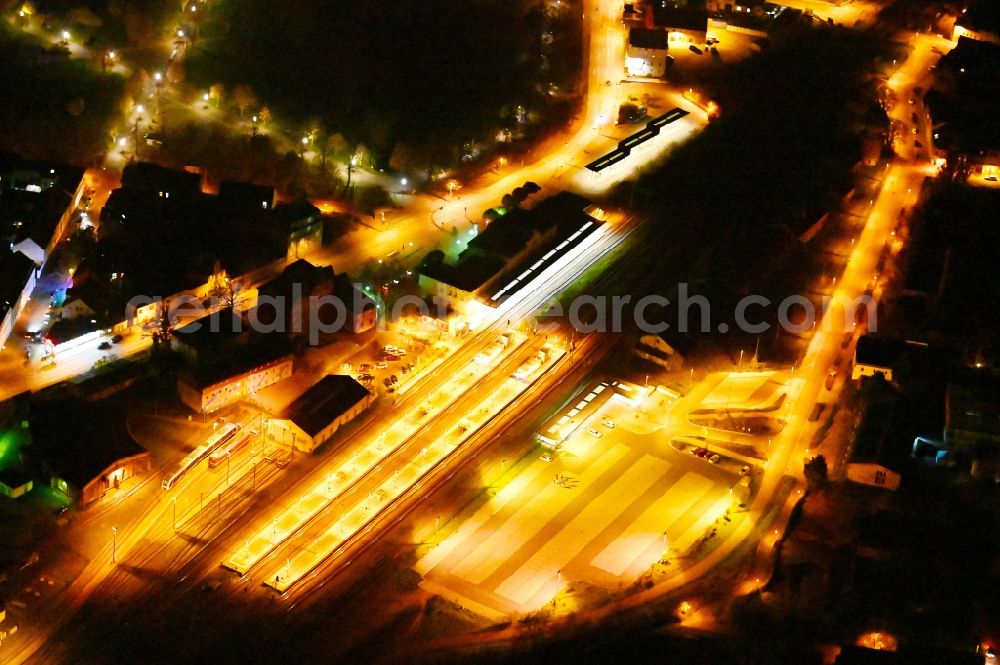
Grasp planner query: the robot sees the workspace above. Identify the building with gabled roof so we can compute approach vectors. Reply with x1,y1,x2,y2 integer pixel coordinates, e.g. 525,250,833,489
28,393,152,506
267,375,374,453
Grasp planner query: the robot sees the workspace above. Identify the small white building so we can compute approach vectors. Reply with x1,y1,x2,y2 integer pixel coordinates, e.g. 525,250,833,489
626,28,669,78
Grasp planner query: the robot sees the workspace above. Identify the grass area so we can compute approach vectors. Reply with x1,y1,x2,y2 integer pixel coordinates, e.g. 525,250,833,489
0,20,124,164
555,227,639,308
184,0,580,165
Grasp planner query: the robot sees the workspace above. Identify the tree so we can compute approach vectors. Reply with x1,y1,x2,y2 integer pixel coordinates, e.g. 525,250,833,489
208,83,225,109
208,268,250,311
146,301,174,350
232,84,258,118
804,455,828,492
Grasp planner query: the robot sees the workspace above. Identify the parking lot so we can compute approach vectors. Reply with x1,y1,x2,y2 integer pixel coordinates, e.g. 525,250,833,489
416,389,742,618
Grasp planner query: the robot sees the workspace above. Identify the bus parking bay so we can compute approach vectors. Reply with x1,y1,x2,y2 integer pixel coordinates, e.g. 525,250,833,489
416,393,743,618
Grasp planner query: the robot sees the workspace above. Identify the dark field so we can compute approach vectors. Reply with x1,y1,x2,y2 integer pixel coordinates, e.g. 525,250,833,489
186,0,564,158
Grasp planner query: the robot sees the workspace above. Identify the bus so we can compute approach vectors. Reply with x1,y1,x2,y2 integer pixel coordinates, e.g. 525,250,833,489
208,433,252,468
162,423,241,490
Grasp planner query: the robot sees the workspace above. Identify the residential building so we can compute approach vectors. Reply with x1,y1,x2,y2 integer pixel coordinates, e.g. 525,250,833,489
272,200,324,261
267,375,374,454
253,259,375,336
0,153,84,348
0,250,36,350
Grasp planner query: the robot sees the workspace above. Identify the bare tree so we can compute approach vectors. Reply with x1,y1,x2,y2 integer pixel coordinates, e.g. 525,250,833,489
208,268,250,311
233,84,258,118
208,83,225,109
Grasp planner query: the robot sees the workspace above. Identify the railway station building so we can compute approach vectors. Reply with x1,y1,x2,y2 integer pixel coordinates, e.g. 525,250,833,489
267,375,374,454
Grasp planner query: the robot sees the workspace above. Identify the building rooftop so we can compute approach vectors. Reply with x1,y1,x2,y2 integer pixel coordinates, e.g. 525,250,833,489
0,250,35,321
218,180,275,212
946,379,1000,443
0,153,82,259
173,308,252,354
260,258,335,300
927,37,1000,155
836,640,982,664
650,6,708,32
855,335,906,369
332,272,376,314
119,162,201,200
628,27,668,50
28,393,147,491
282,375,371,437
271,199,321,232
956,1,1000,38
850,377,910,471
418,253,508,293
185,337,293,390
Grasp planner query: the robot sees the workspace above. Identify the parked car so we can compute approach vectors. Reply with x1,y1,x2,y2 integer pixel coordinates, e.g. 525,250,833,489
670,440,688,453
377,361,388,369
708,454,721,464
390,375,398,384
602,419,616,429
586,428,602,438
739,465,752,476
359,363,372,372
689,44,702,54
111,334,123,343
98,341,112,350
